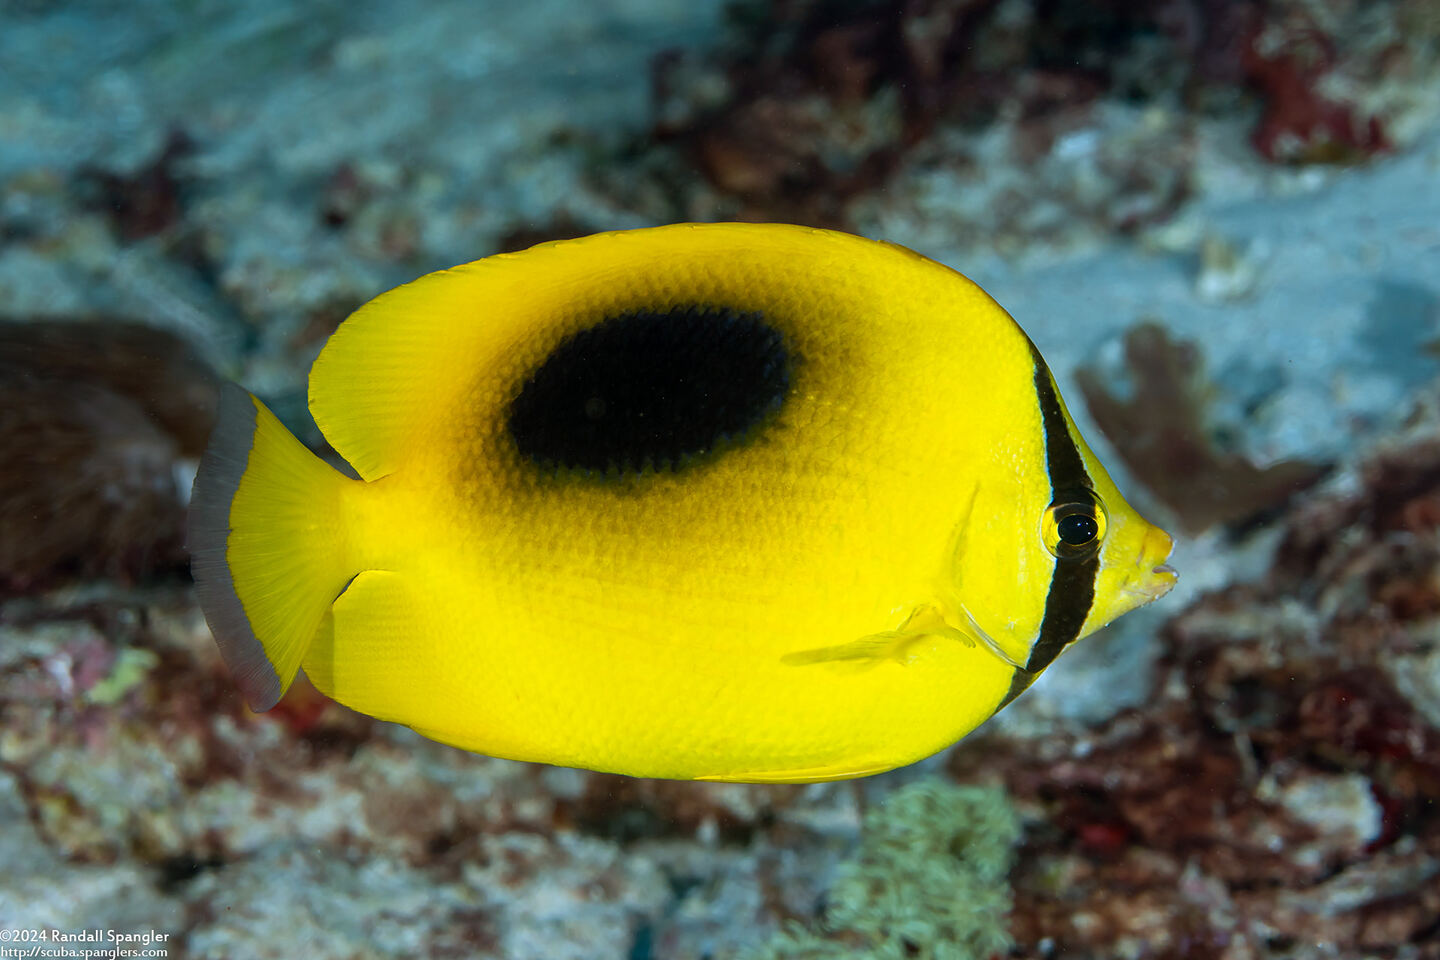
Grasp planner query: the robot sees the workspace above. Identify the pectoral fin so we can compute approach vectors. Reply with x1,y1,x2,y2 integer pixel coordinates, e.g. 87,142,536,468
780,603,977,670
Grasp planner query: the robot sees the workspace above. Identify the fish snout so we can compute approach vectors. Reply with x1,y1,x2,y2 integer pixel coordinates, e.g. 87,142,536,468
1130,524,1177,602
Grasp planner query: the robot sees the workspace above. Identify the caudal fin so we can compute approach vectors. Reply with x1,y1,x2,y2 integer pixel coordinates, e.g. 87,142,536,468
188,383,357,711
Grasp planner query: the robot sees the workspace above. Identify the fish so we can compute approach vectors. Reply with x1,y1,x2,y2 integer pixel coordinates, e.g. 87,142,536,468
188,222,1176,782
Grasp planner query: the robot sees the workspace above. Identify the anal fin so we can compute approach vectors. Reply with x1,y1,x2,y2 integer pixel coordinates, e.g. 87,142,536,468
301,569,435,722
696,759,897,784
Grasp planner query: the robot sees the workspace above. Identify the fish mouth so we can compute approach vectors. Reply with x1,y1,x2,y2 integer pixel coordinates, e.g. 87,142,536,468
1140,562,1179,600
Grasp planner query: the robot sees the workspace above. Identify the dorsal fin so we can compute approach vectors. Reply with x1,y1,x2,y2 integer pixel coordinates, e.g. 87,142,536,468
309,255,513,481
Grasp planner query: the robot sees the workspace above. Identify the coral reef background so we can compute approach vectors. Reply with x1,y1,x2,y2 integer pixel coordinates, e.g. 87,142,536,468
2,0,1439,957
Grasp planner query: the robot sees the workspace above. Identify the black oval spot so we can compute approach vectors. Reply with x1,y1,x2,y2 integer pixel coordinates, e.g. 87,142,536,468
507,305,792,474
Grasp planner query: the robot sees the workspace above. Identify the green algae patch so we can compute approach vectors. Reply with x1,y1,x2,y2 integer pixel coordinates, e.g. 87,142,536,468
85,648,160,706
744,779,1021,960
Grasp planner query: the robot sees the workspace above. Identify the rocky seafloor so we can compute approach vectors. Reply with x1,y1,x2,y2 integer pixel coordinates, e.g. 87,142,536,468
2,0,1439,957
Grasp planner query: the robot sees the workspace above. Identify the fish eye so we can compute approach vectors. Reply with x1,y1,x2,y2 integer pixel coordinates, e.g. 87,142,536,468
1042,490,1107,560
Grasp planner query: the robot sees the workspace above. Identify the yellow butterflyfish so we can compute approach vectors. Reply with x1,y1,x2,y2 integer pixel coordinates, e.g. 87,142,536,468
189,223,1176,782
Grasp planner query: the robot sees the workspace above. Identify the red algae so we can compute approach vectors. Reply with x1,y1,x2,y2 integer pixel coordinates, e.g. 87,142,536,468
1243,19,1389,164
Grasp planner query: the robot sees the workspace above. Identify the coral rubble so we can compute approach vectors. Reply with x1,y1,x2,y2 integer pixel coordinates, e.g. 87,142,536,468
646,0,1440,244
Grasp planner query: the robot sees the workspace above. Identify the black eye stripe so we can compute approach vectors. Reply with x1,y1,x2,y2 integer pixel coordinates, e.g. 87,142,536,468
998,341,1101,708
